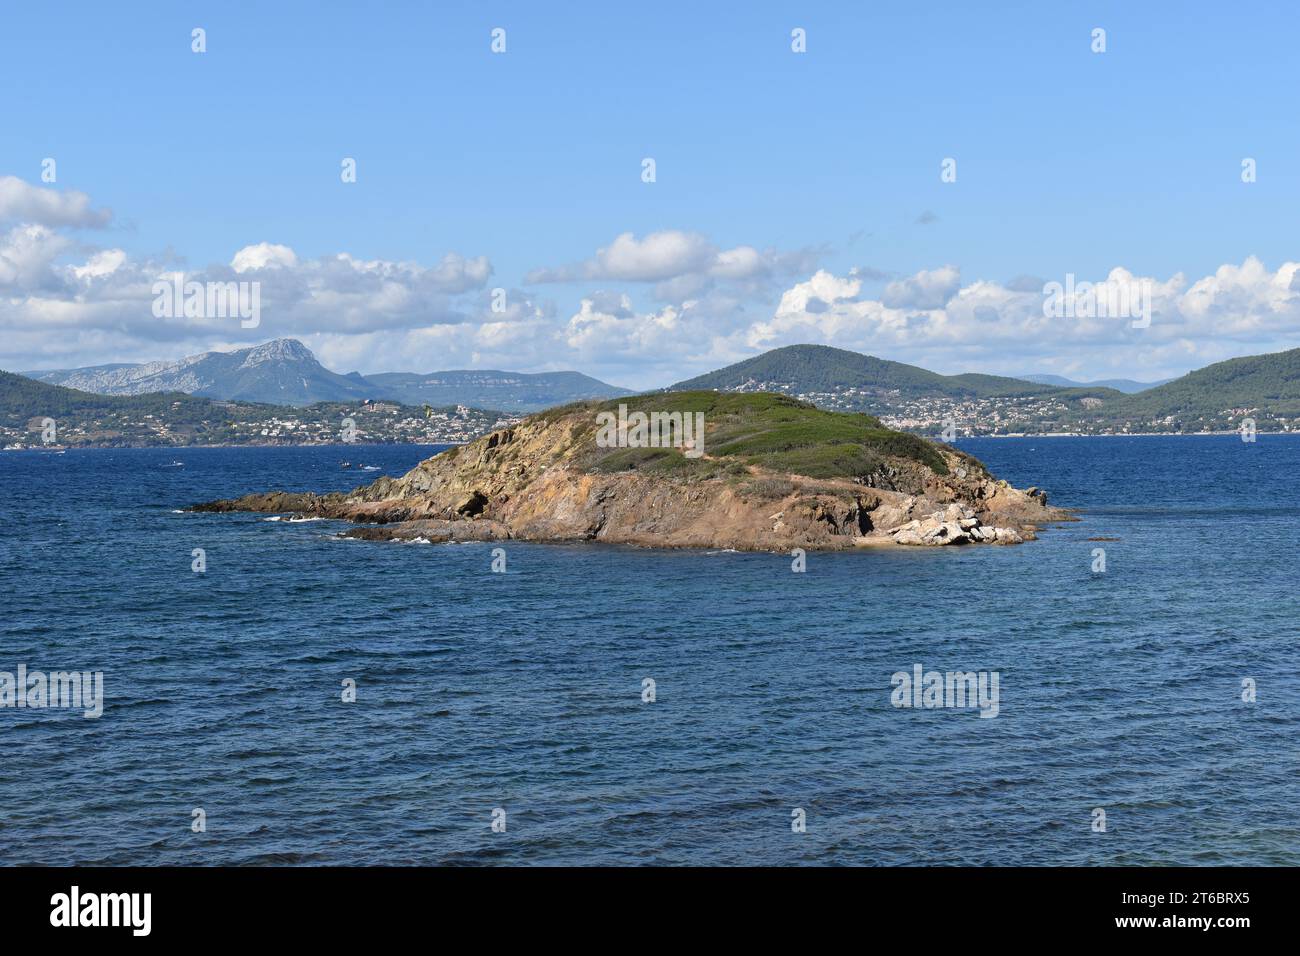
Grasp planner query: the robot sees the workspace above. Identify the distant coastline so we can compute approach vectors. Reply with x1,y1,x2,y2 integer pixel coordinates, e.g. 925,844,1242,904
2,440,453,451
8,429,1296,452
963,429,1297,439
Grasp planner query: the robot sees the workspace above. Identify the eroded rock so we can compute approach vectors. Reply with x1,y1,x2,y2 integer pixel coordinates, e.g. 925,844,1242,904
193,398,1072,551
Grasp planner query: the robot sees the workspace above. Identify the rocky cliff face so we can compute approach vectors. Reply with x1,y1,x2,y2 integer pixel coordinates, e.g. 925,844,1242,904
194,393,1071,550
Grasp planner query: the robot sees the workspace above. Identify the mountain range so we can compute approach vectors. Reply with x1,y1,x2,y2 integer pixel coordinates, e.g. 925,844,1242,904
17,338,1171,417
669,343,1300,434
26,339,633,412
362,369,634,410
14,338,1300,437
1017,373,1171,393
27,339,377,406
0,368,512,448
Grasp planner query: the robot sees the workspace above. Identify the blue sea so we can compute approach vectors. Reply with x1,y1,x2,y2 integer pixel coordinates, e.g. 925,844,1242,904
1,437,1297,865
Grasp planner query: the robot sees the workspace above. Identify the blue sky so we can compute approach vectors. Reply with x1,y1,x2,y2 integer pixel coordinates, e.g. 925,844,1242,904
3,1,1300,388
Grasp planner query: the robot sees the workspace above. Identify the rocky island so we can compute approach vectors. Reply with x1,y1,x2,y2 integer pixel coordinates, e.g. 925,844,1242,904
193,392,1072,550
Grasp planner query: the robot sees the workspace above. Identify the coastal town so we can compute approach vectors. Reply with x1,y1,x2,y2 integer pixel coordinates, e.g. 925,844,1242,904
0,397,519,449
714,378,1294,437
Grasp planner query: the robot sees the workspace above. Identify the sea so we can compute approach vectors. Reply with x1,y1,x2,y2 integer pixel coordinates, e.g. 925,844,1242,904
1,436,1296,865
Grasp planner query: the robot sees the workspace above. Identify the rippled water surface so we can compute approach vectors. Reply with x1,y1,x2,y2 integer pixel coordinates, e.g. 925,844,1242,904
1,437,1296,865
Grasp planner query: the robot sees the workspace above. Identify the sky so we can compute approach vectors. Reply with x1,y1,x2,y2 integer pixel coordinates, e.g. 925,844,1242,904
3,1,1300,389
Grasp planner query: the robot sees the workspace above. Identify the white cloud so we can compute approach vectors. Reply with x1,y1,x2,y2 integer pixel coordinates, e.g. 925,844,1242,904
72,249,127,280
0,176,111,228
426,252,493,293
0,225,72,288
881,264,961,310
563,294,683,355
9,177,1300,388
2,234,498,353
747,259,1300,379
231,242,298,272
592,231,715,281
525,230,813,289
0,174,503,368
710,245,766,279
527,231,710,283
774,270,862,314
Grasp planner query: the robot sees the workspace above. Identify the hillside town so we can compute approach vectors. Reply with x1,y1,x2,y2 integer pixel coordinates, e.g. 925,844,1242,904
0,398,519,449
718,378,1294,437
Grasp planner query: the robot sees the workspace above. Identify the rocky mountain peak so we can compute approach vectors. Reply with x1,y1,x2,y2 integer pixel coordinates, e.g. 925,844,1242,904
238,338,316,368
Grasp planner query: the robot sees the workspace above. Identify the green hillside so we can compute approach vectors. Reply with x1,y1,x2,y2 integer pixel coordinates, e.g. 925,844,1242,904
574,390,969,479
1099,347,1300,429
0,370,211,424
670,344,1120,401
0,370,505,446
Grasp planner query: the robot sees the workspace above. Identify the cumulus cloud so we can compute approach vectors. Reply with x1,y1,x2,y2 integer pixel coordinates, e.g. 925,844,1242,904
550,298,692,386
0,176,111,228
10,177,1300,388
0,176,503,369
0,225,73,289
230,242,298,272
747,258,1300,379
525,230,815,289
3,242,499,345
302,307,558,380
564,293,683,356
880,265,962,310
72,248,127,280
218,248,496,333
